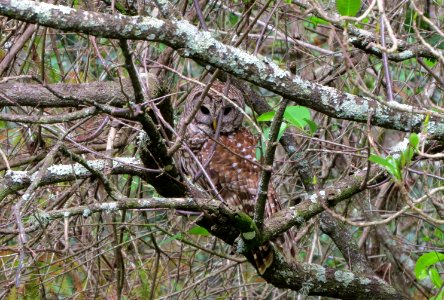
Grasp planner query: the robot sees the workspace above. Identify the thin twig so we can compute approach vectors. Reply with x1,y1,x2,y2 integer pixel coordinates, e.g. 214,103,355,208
253,98,288,230
193,0,208,31
379,1,394,102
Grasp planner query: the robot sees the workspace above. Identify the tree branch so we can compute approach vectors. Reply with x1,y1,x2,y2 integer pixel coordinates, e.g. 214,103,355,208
1,1,444,140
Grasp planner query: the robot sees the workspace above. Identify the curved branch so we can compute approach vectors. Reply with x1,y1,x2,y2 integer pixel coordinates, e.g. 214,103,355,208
262,167,388,240
0,107,97,123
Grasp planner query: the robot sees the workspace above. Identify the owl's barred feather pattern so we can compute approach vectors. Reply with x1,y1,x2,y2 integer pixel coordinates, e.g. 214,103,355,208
179,81,296,274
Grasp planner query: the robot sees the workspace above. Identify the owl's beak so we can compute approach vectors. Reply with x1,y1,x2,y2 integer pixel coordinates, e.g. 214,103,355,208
213,111,224,132
212,119,217,131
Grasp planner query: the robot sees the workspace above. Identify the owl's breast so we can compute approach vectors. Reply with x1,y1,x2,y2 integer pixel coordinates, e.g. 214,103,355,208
198,128,261,212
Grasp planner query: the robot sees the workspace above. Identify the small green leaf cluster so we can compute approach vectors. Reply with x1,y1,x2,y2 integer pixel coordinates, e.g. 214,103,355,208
256,106,317,159
257,105,317,135
369,133,419,182
415,252,444,299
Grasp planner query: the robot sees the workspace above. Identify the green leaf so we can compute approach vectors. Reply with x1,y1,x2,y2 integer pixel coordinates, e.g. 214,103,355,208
415,251,444,281
188,225,210,236
158,43,166,52
336,0,361,17
284,106,311,129
312,175,318,184
387,156,402,180
409,133,419,149
369,154,392,170
305,118,318,134
259,106,316,133
431,289,444,300
424,58,438,68
370,155,401,180
159,233,182,245
277,123,288,141
405,147,415,163
400,150,407,168
242,231,256,240
229,13,239,26
308,16,330,26
423,114,430,134
356,17,369,29
434,228,444,241
257,111,276,122
429,268,443,288
256,122,287,160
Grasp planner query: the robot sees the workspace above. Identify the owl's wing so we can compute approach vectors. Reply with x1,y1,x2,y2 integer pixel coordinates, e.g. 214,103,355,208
199,128,296,274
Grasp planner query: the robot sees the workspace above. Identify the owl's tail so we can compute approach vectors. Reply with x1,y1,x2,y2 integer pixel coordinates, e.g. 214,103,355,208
251,242,274,275
252,230,298,275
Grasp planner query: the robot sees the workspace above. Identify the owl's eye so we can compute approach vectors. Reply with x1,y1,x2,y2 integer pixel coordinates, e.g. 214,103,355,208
200,106,210,115
223,107,232,115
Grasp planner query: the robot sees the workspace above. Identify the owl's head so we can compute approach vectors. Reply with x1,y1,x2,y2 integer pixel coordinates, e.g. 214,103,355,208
184,81,245,134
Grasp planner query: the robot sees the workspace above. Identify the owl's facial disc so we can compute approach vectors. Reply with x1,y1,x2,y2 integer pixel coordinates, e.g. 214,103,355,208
212,104,241,133
192,88,245,135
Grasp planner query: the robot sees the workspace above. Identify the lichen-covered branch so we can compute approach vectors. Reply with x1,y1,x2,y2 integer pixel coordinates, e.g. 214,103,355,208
320,213,374,276
347,26,438,62
1,1,444,140
262,257,404,299
0,107,97,123
262,167,388,240
0,157,149,203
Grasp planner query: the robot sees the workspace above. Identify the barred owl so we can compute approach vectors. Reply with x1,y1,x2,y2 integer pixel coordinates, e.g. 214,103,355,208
179,81,295,274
